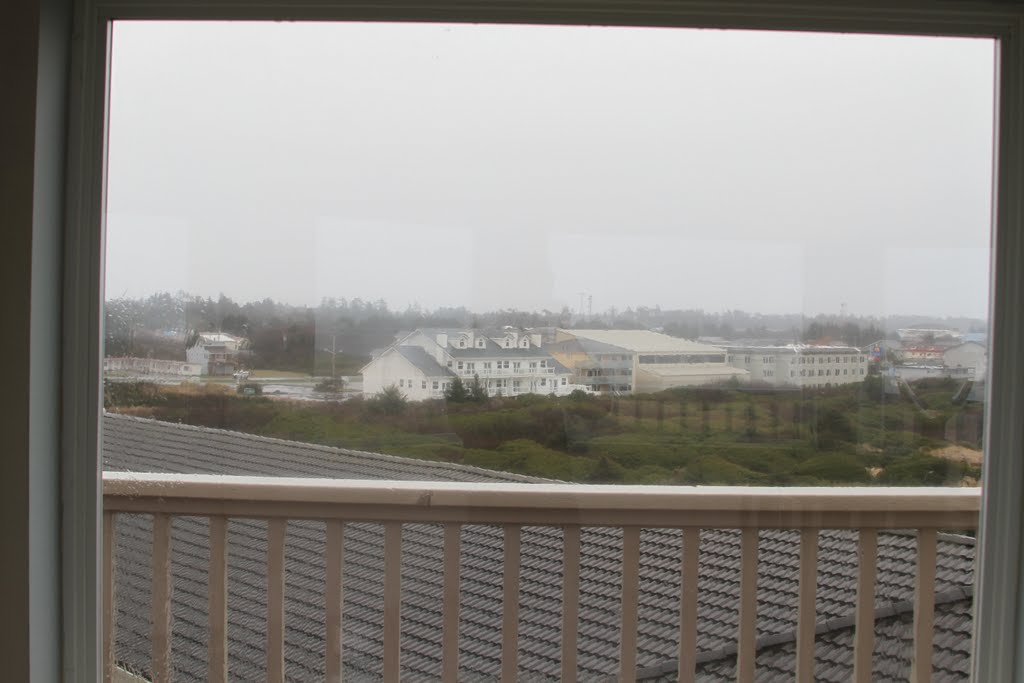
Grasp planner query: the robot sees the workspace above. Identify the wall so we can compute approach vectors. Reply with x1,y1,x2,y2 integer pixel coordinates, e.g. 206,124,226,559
0,0,69,678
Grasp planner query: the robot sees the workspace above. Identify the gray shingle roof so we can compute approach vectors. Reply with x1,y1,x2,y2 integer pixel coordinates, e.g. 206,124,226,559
103,414,975,682
394,346,455,378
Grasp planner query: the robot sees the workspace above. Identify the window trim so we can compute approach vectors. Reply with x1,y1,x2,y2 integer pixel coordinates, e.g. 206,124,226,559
62,2,1024,680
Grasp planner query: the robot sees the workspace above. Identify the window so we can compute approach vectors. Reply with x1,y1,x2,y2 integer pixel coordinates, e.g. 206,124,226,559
422,380,427,389
432,381,439,389
83,14,1011,683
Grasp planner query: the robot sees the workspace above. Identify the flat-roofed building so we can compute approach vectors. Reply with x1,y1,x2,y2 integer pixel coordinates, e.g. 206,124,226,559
727,344,868,388
550,329,747,394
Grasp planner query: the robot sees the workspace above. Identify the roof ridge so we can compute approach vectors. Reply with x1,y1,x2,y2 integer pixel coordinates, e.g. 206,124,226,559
103,413,556,484
632,584,975,680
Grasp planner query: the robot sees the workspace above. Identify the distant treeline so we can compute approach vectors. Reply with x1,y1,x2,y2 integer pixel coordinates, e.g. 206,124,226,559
104,292,985,375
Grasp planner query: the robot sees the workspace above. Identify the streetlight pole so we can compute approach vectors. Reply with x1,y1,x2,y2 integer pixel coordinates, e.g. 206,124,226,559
321,335,341,379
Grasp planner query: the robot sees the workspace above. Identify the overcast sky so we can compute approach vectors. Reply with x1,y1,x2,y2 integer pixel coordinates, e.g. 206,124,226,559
105,22,995,318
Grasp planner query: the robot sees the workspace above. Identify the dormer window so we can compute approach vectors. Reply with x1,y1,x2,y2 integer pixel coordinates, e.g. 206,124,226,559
520,338,529,348
476,339,485,348
459,338,466,348
505,339,512,348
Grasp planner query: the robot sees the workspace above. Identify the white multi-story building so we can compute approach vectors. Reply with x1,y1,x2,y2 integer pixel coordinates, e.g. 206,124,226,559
550,329,748,394
942,341,987,376
361,328,576,400
186,332,245,375
726,344,868,388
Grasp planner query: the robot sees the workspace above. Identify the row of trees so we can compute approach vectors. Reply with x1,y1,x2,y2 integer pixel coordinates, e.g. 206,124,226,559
105,291,976,374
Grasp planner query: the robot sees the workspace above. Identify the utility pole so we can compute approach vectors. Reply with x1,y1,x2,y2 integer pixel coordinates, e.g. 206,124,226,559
321,335,341,379
577,291,589,320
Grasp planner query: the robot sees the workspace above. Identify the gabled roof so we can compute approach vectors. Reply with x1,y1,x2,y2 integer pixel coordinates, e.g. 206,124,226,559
104,415,975,682
394,345,455,377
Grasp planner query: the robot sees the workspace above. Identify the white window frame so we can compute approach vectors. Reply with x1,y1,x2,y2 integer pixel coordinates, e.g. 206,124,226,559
58,2,1024,680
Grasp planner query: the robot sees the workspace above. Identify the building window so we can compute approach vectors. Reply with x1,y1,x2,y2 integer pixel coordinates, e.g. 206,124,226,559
432,381,439,390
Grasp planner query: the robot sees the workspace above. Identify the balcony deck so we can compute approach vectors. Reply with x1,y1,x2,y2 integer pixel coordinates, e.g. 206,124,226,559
101,414,979,683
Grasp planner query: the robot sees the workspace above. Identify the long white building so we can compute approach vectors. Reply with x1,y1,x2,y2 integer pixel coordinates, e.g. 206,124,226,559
362,328,576,400
726,344,868,388
550,329,748,394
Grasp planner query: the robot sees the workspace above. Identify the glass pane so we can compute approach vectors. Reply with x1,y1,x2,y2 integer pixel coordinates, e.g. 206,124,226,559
102,21,994,682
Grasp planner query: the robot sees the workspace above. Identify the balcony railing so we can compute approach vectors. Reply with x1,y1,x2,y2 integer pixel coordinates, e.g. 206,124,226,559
103,473,979,683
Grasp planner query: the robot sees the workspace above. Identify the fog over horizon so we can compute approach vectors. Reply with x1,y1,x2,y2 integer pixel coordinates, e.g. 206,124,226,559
105,22,995,320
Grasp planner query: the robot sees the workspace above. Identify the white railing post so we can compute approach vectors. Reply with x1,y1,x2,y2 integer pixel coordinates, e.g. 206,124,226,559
796,528,819,683
383,523,402,683
677,528,700,683
266,520,287,683
442,523,461,683
562,525,581,682
208,517,229,683
501,525,521,683
853,528,878,683
736,528,759,683
619,527,641,683
912,529,938,683
325,520,344,683
151,514,173,683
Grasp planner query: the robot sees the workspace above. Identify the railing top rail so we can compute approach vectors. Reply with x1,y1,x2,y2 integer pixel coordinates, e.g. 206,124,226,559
103,473,980,529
